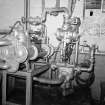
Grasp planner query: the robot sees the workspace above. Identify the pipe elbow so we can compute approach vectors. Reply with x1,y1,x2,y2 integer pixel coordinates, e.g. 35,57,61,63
41,7,69,22
60,7,69,14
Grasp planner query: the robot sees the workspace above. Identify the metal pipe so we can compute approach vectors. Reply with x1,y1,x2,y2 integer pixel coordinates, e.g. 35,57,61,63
56,0,60,8
33,76,65,85
68,0,73,16
42,0,45,13
24,0,30,30
75,61,94,72
42,7,69,22
75,45,96,72
75,38,79,66
83,0,86,19
75,45,96,87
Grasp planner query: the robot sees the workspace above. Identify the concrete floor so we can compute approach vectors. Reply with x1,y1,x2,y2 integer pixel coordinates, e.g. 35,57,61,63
0,80,95,105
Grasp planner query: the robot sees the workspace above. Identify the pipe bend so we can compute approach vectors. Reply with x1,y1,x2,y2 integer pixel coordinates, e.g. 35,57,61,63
47,7,69,14
42,7,69,22
75,63,94,73
80,63,94,72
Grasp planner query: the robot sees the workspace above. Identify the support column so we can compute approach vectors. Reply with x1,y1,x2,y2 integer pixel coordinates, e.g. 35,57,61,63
26,73,32,105
2,71,7,105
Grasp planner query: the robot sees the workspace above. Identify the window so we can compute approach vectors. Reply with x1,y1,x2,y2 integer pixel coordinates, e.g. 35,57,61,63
85,0,102,9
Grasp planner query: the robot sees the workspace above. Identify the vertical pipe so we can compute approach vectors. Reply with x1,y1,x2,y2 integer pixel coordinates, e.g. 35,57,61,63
42,0,45,13
73,0,76,4
72,0,76,13
24,0,30,30
75,38,79,66
68,0,73,16
24,0,30,71
2,71,7,105
42,0,46,44
83,0,85,19
56,0,60,8
26,74,32,105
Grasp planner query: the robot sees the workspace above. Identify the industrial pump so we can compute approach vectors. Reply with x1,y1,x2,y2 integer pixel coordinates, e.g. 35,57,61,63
0,7,96,96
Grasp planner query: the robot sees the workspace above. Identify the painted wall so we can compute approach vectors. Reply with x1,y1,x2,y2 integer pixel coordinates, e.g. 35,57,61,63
82,9,105,100
30,0,42,17
0,0,24,30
